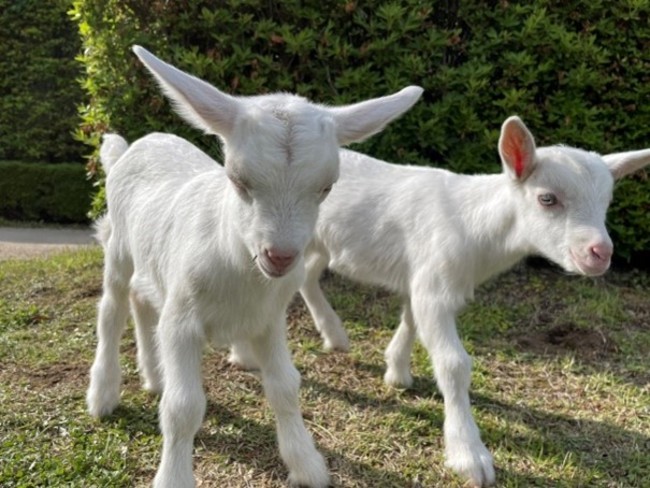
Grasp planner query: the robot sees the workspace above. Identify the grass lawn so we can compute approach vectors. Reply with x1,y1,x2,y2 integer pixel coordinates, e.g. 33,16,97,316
0,248,648,487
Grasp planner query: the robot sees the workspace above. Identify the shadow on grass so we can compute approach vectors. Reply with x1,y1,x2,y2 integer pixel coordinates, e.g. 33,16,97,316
303,356,649,487
200,398,414,487
101,390,413,487
472,392,650,484
95,357,648,487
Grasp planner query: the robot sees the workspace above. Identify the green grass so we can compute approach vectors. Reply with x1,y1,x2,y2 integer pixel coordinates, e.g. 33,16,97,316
1,249,648,487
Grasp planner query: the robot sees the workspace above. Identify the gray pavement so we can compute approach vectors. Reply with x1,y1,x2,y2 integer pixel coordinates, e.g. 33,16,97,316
0,226,96,245
0,226,98,260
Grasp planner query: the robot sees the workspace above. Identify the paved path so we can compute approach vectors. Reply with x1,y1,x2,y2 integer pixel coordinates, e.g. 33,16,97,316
0,226,97,260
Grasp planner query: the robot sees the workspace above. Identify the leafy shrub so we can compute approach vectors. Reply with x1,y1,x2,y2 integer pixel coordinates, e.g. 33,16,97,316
0,0,85,162
72,0,650,260
0,162,92,223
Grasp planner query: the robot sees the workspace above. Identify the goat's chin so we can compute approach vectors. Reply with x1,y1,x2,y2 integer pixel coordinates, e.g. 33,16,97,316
578,264,609,277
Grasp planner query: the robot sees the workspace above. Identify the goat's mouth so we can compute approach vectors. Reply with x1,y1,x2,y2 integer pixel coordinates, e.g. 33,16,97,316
569,250,610,277
256,257,295,279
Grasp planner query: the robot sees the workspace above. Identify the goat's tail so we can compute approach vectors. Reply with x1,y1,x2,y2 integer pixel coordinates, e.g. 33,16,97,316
99,134,129,175
93,215,112,248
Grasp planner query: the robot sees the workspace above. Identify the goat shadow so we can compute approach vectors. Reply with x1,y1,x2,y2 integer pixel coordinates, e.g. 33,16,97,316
299,266,649,486
104,394,413,487
302,367,649,487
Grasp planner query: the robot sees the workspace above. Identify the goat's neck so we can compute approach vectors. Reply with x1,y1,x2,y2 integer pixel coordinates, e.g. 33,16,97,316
454,173,531,284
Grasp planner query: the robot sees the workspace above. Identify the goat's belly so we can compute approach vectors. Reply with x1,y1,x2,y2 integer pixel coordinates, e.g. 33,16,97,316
328,252,408,294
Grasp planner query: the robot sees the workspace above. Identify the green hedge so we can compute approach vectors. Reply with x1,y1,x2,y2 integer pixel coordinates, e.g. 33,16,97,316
72,0,650,260
0,162,92,224
0,0,85,162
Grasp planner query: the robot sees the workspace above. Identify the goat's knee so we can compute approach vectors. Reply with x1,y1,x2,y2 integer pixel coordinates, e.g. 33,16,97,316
262,363,301,415
159,387,206,442
433,350,472,397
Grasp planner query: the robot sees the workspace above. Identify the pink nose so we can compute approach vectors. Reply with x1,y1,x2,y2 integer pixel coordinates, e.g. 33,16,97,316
264,248,298,272
590,243,613,262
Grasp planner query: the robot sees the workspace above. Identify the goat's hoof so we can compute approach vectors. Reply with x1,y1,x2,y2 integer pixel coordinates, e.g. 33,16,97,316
142,379,163,395
86,388,120,418
323,336,350,353
445,444,495,487
383,368,413,389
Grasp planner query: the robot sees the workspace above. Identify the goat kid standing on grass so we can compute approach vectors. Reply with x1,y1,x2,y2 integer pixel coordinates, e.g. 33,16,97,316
86,45,423,488
233,116,650,487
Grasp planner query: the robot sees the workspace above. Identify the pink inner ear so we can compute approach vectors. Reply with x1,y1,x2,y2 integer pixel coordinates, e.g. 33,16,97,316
503,130,527,178
514,148,525,178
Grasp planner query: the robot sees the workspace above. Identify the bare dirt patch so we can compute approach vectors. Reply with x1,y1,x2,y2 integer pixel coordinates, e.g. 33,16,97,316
513,322,617,359
5,361,88,389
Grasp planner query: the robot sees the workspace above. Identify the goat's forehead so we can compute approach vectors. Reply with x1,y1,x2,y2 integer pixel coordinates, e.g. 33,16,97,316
535,146,613,196
227,97,339,170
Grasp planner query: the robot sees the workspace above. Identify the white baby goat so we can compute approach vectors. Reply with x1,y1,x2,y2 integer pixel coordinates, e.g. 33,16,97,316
234,116,650,487
86,45,423,488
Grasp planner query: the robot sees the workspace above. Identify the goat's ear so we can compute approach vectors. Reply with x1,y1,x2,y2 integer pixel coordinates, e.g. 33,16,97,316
602,149,650,180
498,116,537,181
328,86,423,146
133,46,239,139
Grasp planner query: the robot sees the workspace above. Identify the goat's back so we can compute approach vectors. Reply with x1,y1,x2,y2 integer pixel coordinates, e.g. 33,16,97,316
105,133,222,225
314,150,463,291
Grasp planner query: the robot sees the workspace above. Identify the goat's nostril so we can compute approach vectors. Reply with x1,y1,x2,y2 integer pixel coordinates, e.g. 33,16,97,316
590,244,613,262
264,248,298,269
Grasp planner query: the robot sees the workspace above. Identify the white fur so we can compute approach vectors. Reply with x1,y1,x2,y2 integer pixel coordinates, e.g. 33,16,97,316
279,116,650,487
86,45,423,488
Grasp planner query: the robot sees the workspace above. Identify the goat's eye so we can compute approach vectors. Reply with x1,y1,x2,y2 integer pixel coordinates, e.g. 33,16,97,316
538,193,558,207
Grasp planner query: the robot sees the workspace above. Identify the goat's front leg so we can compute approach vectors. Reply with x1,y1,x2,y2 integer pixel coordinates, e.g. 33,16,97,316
153,304,206,488
411,294,495,487
300,250,349,351
250,320,330,488
384,300,417,388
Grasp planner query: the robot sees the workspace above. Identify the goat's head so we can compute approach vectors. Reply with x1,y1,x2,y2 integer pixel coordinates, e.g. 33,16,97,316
133,46,423,278
499,116,650,276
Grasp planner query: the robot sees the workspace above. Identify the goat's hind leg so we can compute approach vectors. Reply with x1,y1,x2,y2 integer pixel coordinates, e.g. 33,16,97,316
384,299,417,388
87,250,133,417
250,321,330,487
130,286,163,394
228,340,259,370
300,249,349,351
